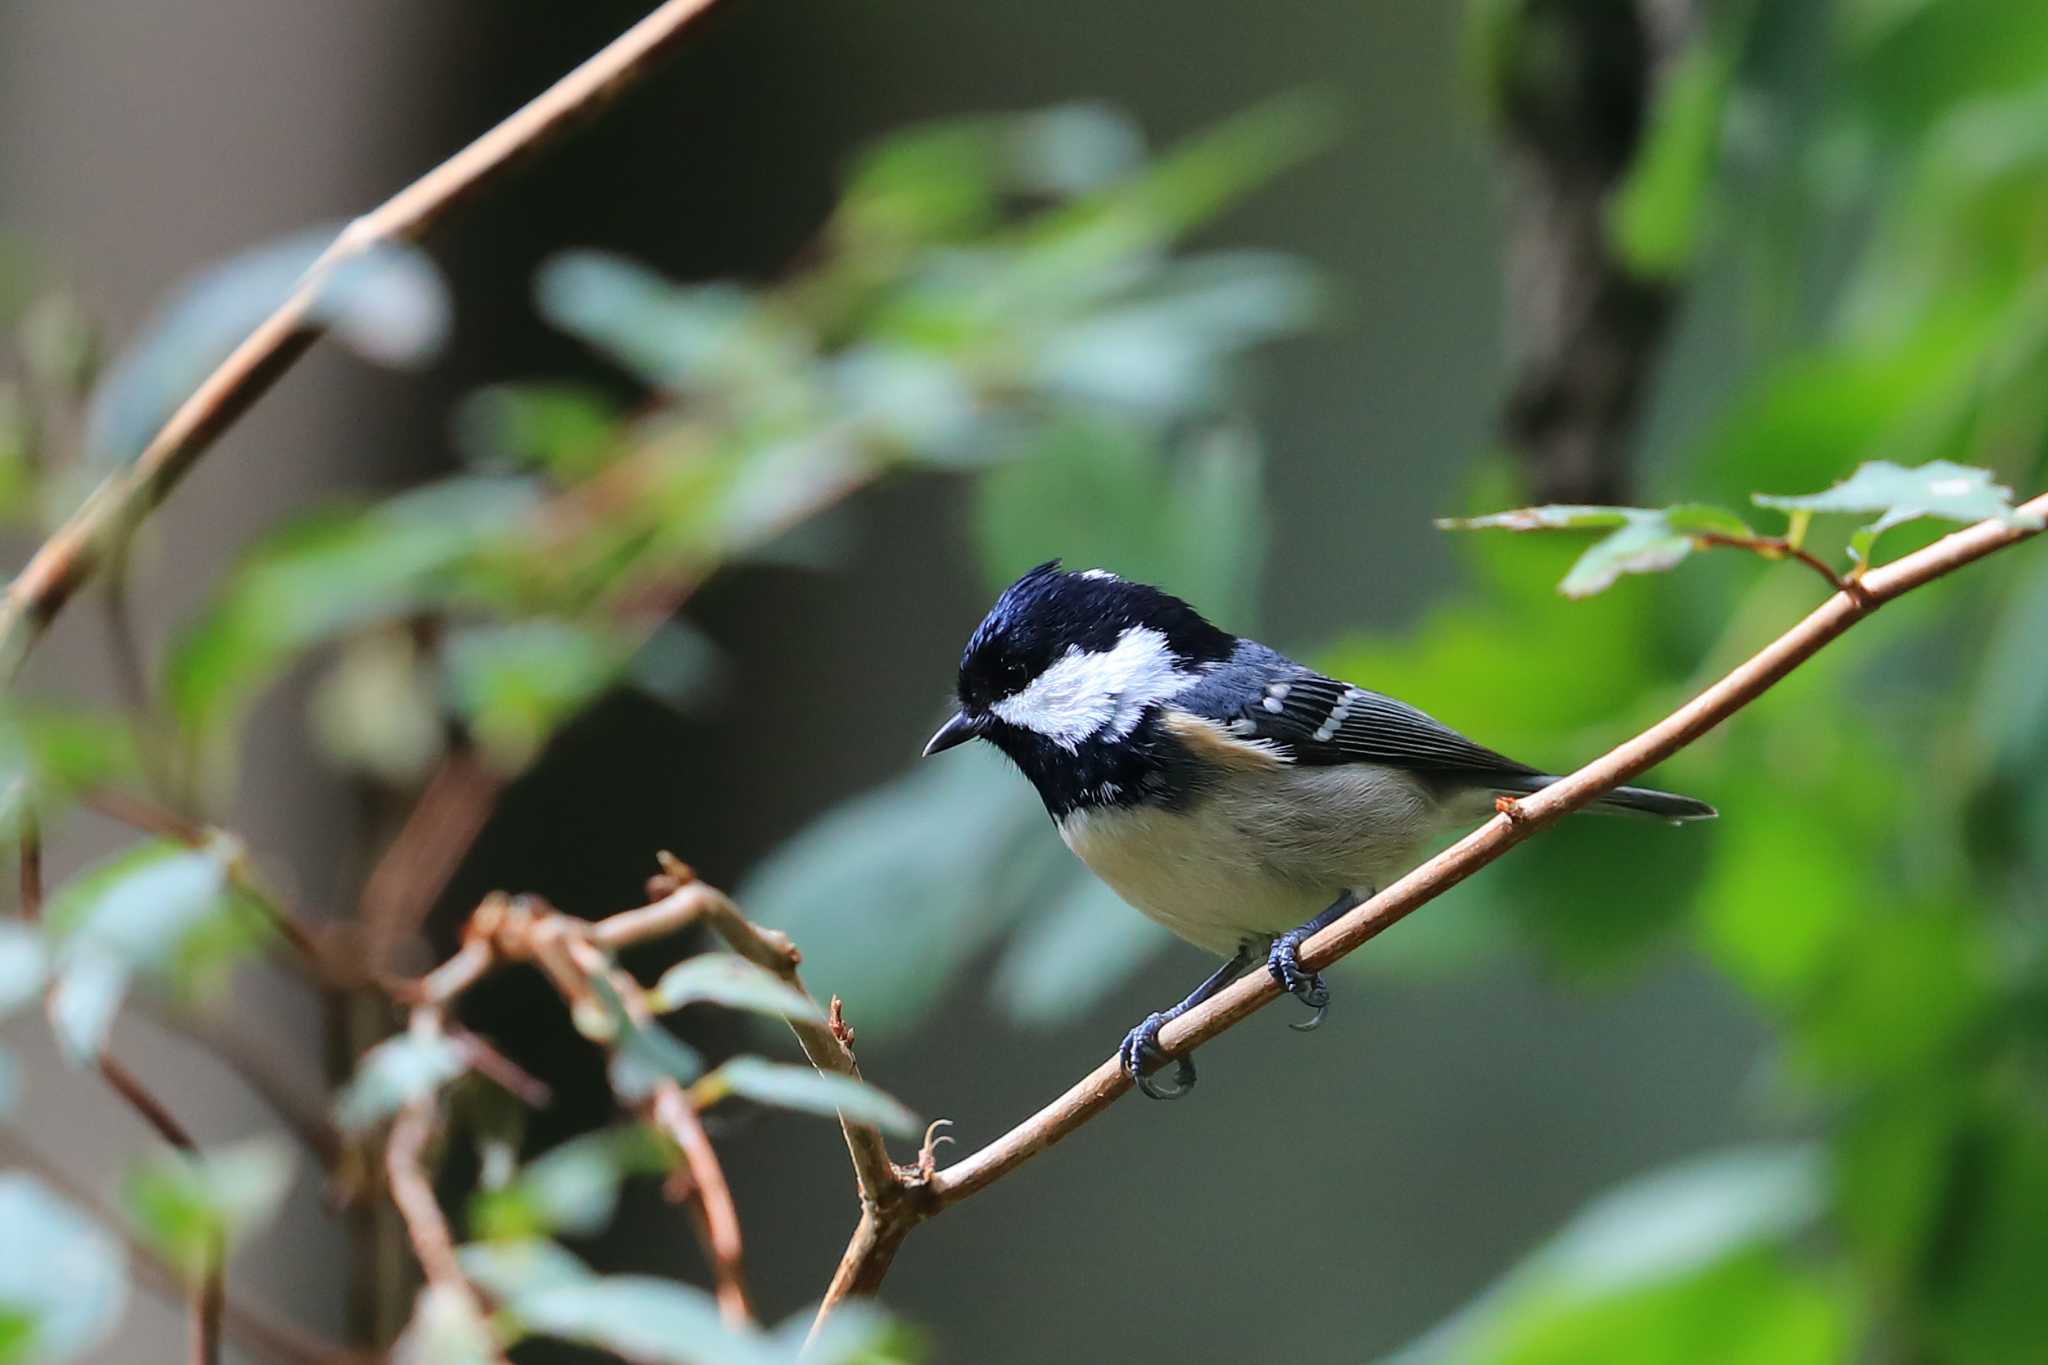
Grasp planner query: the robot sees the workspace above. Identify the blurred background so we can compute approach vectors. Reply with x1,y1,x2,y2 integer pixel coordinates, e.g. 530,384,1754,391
2,1,2046,1361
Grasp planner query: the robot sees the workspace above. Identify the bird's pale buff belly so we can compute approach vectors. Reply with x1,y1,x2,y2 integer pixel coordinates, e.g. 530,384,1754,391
1055,763,1442,956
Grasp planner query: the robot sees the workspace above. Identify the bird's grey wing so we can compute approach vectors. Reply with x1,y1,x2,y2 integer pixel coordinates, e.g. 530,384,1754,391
1197,654,1540,779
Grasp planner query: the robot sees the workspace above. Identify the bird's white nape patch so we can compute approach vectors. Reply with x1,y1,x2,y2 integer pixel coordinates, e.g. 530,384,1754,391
1078,568,1120,581
990,626,1193,748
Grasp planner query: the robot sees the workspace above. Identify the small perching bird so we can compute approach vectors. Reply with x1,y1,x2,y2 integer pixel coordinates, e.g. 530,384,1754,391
923,562,1714,1098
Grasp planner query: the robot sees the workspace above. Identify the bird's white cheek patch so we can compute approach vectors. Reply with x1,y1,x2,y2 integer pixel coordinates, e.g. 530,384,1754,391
991,626,1193,748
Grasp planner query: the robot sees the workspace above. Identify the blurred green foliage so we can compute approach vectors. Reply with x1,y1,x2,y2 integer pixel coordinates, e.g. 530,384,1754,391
0,0,2044,1357
0,96,1333,1363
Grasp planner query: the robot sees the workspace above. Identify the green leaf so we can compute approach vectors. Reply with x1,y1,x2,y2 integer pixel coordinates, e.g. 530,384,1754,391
1605,7,1751,277
309,629,445,785
0,704,142,822
1920,1112,2048,1365
443,620,625,773
391,1285,500,1365
974,417,1268,624
334,1032,468,1134
0,923,47,1018
1385,1147,1829,1365
453,382,620,479
43,841,245,1063
85,228,447,465
737,751,1046,1037
0,1174,128,1363
1753,460,2043,562
511,1275,768,1365
1438,503,1755,598
164,476,538,746
44,954,129,1069
121,1138,296,1281
1032,251,1321,416
456,1239,593,1303
536,255,804,403
596,979,706,1105
646,955,822,1023
469,1126,669,1241
839,103,1146,247
701,1057,921,1139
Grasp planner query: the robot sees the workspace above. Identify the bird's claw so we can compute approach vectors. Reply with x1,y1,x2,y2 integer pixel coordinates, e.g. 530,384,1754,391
1119,1011,1196,1100
1267,932,1332,1030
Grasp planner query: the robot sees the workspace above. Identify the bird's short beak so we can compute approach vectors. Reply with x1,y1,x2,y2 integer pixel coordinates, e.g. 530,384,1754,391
922,710,982,758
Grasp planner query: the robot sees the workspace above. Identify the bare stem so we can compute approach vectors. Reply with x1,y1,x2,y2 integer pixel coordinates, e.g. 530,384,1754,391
650,1084,754,1326
94,1053,223,1365
384,1100,467,1294
807,490,2048,1334
0,0,727,679
1691,531,1868,602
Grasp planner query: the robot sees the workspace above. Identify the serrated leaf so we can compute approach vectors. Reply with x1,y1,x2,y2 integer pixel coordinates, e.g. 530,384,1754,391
0,1174,128,1363
122,1138,296,1281
1438,502,1756,598
646,955,823,1023
701,1057,920,1138
1754,460,2043,561
335,1032,468,1133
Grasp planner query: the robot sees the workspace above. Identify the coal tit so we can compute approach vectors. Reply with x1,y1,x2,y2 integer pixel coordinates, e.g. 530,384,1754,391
923,561,1715,1099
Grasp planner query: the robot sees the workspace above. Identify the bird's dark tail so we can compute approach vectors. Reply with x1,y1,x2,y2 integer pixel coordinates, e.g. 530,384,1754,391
1497,774,1717,822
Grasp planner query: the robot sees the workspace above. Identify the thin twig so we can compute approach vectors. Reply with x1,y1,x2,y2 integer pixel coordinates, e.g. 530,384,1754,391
94,1053,223,1365
0,0,728,679
807,489,2048,1335
649,1084,754,1326
383,1101,466,1294
1691,530,1868,602
599,865,901,1207
140,997,343,1168
360,752,502,972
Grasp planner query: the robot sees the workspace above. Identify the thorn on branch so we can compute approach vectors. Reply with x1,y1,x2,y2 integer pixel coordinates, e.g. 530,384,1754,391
915,1119,954,1181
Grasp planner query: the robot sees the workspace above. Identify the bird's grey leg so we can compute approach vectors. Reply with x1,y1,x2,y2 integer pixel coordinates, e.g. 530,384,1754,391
1266,889,1365,1032
1120,946,1255,1100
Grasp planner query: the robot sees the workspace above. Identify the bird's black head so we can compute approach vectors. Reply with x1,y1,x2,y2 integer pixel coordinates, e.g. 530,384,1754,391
922,563,1235,805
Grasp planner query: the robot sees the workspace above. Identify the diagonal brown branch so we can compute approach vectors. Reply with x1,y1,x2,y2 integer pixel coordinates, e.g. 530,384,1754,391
809,491,2048,1334
0,0,727,680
